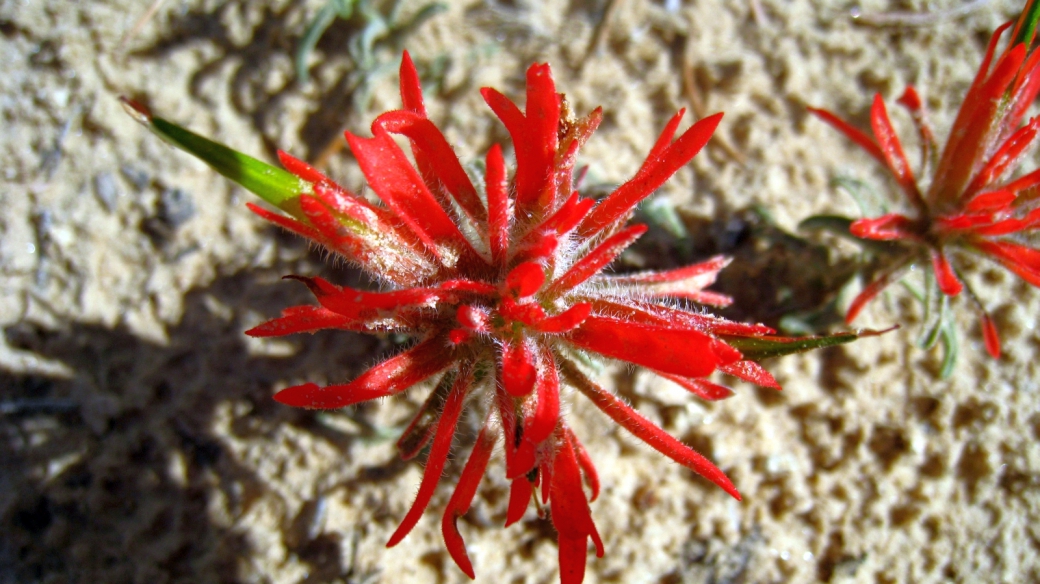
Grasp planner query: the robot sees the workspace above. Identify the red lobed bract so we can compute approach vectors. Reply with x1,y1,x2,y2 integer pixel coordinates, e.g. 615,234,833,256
247,52,789,583
810,2,1040,359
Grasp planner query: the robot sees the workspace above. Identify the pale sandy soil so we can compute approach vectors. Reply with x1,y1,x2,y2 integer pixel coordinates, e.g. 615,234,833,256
2,1,1039,583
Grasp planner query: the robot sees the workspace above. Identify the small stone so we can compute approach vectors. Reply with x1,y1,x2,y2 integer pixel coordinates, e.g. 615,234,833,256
158,187,195,228
119,164,150,191
93,172,118,211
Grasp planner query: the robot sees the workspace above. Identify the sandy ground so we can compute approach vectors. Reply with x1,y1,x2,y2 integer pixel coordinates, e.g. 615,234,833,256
2,0,1039,583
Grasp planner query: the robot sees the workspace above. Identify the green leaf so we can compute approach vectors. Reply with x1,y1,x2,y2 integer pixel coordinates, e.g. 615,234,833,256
938,313,959,379
798,214,854,235
121,98,310,213
723,328,891,360
830,176,888,216
296,0,355,84
1014,0,1040,47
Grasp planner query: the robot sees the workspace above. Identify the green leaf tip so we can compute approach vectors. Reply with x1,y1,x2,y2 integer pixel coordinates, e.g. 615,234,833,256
119,97,310,211
723,326,897,360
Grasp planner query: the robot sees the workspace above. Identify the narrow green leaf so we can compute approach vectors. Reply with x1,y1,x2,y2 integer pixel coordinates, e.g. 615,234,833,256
296,2,344,84
1014,0,1040,47
918,286,947,351
121,98,310,212
830,176,888,216
938,314,959,379
723,329,886,360
798,214,854,236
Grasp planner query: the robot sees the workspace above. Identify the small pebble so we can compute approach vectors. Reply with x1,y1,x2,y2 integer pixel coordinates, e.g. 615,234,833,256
159,187,195,228
120,164,150,191
93,172,118,211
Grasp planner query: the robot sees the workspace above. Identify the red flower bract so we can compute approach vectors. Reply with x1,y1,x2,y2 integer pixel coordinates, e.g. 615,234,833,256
810,3,1040,360
247,52,782,583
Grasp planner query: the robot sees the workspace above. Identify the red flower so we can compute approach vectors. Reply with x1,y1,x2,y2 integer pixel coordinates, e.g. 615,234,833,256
810,3,1040,359
84,51,858,583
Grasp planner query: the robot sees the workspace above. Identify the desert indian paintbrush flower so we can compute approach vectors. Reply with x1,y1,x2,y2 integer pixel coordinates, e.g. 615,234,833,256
123,52,864,584
810,0,1040,360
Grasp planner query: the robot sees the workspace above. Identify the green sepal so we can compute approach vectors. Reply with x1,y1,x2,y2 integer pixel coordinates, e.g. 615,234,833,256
121,98,310,214
723,328,890,360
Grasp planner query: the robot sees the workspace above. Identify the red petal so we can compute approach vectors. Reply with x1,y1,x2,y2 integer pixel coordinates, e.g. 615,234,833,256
512,230,559,265
1002,167,1040,195
808,106,888,169
440,279,498,295
499,296,546,325
547,224,647,296
934,40,1025,203
557,535,589,584
387,365,472,547
504,477,534,527
870,95,925,210
525,348,560,444
510,437,537,480
549,434,605,562
273,336,453,409
399,51,426,115
531,303,592,334
845,263,911,323
524,192,595,240
711,338,744,363
345,128,481,265
374,110,486,223
481,87,525,140
277,150,327,184
456,305,491,333
298,195,430,285
298,196,373,254
246,202,322,243
973,239,1040,286
608,256,733,304
587,297,775,336
496,390,530,478
566,429,600,502
657,372,735,401
501,338,538,397
1008,51,1040,128
579,113,722,239
641,108,686,170
567,315,731,379
971,208,1040,236
964,117,1040,199
485,144,510,264
895,86,937,165
556,108,603,199
610,255,730,284
286,276,443,321
981,313,1001,359
930,249,963,296
562,359,740,500
514,63,560,212
964,189,1016,212
441,412,495,579
720,360,782,390
674,290,734,307
935,211,996,232
850,213,919,241
244,305,361,337
397,376,454,460
312,181,393,231
539,455,553,505
505,262,546,298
